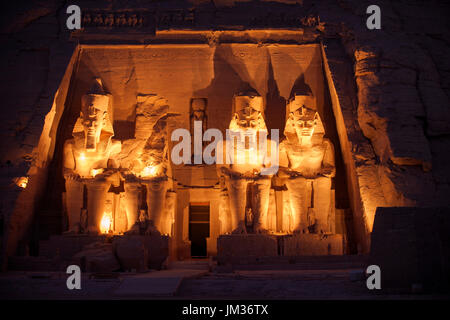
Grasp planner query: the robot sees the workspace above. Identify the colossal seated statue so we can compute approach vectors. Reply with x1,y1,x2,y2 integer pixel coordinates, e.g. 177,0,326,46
116,95,174,236
279,94,336,234
217,92,278,234
63,78,121,234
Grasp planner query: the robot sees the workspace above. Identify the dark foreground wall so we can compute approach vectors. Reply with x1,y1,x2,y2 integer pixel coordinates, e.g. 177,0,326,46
370,207,450,293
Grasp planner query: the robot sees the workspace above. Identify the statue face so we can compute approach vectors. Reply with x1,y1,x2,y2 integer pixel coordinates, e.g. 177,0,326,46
81,96,108,150
289,106,317,139
235,107,261,129
230,95,266,134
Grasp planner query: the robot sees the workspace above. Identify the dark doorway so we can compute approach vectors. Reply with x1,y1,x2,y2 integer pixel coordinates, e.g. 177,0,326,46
189,203,210,258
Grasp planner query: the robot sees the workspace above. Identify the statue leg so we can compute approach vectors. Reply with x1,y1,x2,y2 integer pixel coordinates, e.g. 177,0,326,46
252,177,271,233
124,181,141,234
285,177,309,234
64,178,84,233
225,177,247,234
144,179,168,235
313,176,332,234
85,179,110,234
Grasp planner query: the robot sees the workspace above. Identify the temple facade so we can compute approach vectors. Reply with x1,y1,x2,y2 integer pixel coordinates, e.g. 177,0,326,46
39,41,353,260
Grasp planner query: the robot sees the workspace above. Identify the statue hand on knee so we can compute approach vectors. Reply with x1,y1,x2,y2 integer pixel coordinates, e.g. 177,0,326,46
64,169,81,181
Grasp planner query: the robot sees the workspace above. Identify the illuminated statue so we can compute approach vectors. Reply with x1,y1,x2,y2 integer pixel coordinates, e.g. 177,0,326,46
279,94,336,234
118,95,173,235
63,78,121,234
217,92,277,234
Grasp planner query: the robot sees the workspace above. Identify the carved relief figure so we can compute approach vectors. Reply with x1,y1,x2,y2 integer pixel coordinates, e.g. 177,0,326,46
217,92,277,234
190,98,207,134
190,98,208,160
63,78,121,234
279,94,336,234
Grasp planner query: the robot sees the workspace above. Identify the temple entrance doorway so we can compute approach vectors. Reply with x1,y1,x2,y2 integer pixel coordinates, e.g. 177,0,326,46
189,203,210,258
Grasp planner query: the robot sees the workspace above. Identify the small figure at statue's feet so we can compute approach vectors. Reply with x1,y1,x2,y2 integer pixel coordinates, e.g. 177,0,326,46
231,221,247,235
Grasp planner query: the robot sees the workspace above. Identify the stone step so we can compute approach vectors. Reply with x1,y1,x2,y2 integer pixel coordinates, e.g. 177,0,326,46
169,259,210,270
216,255,369,271
8,256,58,271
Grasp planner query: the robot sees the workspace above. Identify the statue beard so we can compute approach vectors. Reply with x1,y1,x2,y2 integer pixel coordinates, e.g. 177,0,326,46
85,127,101,151
296,128,314,146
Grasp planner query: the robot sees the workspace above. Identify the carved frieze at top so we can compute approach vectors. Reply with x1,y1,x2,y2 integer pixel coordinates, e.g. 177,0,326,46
79,8,319,30
81,11,156,33
73,3,324,42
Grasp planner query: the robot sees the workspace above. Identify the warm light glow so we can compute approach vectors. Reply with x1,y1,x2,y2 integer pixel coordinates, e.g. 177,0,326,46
100,212,112,234
141,165,158,177
79,152,86,161
14,177,28,189
91,168,103,177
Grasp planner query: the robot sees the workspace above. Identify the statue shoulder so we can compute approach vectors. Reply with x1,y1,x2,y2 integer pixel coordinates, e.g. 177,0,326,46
322,137,334,148
111,139,122,153
278,139,292,151
63,138,75,150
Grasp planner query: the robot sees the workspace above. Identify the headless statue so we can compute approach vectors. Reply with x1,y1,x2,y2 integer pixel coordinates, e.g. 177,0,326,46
117,95,174,236
279,94,336,234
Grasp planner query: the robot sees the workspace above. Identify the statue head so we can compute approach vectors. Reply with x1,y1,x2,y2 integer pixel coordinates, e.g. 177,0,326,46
139,209,148,223
74,78,113,151
229,91,267,136
284,94,324,143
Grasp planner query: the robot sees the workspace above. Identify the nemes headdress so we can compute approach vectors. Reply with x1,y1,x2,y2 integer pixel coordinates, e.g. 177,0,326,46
81,78,111,113
284,93,324,137
287,93,316,113
230,91,267,131
73,77,114,136
232,91,264,114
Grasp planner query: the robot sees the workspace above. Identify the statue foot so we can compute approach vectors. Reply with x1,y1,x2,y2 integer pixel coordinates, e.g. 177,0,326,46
314,224,330,236
254,224,269,234
86,226,100,235
144,225,161,236
293,225,309,234
63,224,81,235
124,223,141,235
